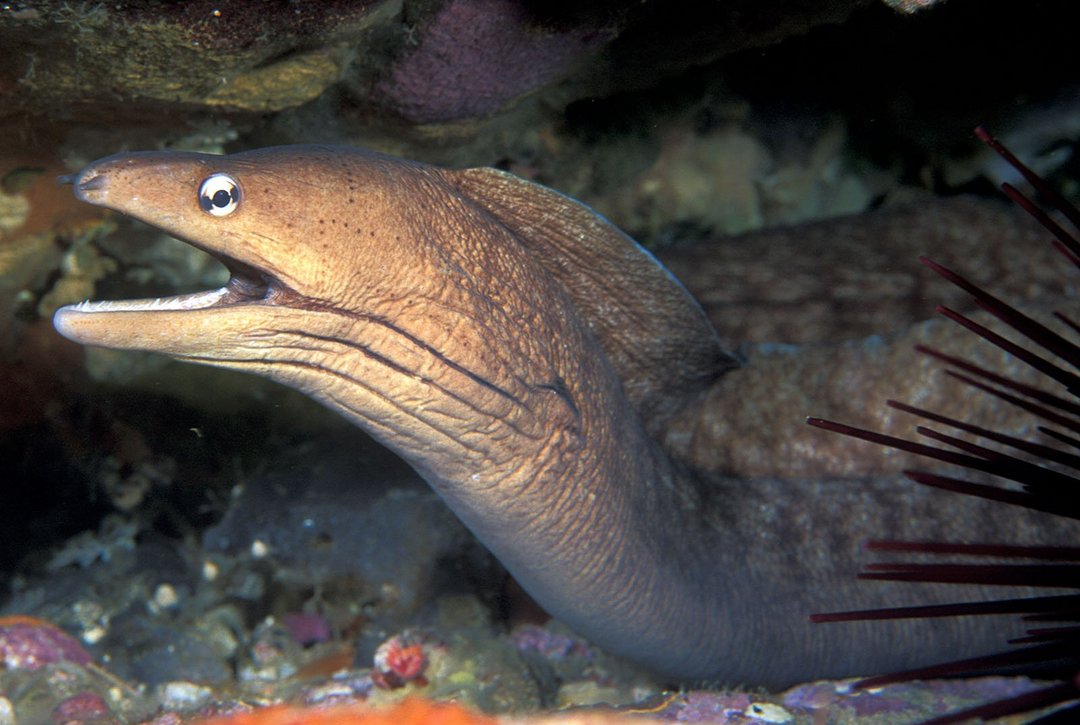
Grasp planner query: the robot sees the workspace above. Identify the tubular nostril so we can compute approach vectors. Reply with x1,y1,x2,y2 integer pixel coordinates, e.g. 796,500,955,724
66,171,109,202
77,174,107,192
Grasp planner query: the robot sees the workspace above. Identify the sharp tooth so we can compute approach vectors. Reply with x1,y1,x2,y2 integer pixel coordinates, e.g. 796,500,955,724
67,287,229,313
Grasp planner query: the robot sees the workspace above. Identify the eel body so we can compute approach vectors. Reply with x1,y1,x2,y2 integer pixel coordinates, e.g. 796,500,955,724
53,146,1074,686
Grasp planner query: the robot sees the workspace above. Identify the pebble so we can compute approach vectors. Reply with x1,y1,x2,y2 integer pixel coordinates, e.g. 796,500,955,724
158,681,213,710
0,697,14,725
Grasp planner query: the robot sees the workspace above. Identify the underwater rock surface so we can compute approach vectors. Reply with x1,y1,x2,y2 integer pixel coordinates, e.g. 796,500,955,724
0,0,877,131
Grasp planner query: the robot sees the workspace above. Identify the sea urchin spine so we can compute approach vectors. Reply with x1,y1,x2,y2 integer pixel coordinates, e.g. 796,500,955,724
807,127,1080,724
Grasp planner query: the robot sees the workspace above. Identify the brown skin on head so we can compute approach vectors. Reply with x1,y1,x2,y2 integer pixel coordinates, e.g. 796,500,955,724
53,146,1077,686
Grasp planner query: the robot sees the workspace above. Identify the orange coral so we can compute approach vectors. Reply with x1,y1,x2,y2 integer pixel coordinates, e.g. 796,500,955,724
193,699,496,725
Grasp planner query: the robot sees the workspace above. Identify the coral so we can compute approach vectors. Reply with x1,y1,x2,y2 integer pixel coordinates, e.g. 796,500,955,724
375,0,612,123
0,614,93,670
595,122,765,238
588,118,880,242
282,612,332,647
52,691,111,722
371,633,427,690
510,624,591,661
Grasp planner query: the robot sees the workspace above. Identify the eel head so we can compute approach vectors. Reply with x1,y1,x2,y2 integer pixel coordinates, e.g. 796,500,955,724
54,146,441,371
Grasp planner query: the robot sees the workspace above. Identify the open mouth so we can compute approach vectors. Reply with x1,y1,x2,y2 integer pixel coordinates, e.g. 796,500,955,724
64,287,231,314
61,255,275,315
63,276,267,314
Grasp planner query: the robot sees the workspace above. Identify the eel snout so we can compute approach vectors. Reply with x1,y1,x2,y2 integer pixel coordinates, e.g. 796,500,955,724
59,167,109,202
52,157,282,350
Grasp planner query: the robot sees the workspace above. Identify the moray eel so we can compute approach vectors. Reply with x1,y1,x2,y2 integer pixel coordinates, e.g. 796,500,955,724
53,146,1069,686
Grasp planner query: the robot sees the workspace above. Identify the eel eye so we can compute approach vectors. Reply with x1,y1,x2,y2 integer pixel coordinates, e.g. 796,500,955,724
198,173,241,217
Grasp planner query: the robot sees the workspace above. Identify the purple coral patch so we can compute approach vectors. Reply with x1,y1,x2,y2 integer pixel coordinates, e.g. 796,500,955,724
378,0,612,123
52,692,110,723
510,624,592,660
282,611,332,646
0,616,93,670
